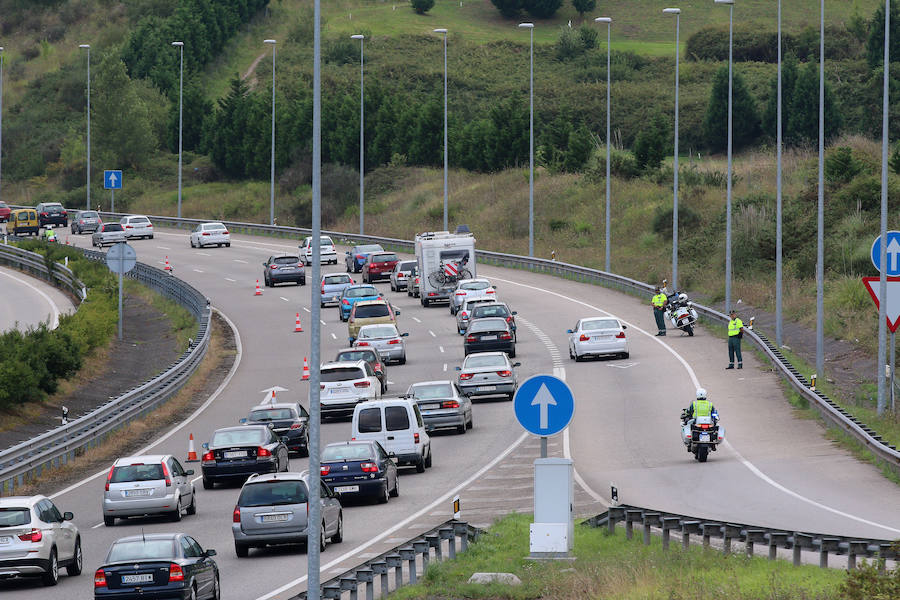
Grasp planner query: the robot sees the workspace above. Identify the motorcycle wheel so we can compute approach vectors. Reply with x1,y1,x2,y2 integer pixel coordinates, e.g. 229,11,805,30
685,324,694,337
697,445,709,463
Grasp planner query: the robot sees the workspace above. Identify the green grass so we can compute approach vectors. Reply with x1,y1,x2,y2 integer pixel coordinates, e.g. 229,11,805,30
123,280,196,352
390,513,847,600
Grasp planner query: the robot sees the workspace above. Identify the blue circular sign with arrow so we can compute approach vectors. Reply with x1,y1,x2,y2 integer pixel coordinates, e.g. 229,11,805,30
513,374,575,437
871,231,900,277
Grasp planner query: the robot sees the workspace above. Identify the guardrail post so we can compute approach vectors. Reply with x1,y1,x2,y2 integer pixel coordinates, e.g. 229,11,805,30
643,513,661,546
701,522,722,549
370,561,388,598
356,567,374,600
340,576,358,600
722,524,743,555
453,521,470,551
818,537,840,568
745,529,767,557
439,527,454,559
399,546,417,584
385,553,403,590
681,520,701,550
767,532,790,560
607,506,626,535
661,517,681,550
413,539,430,571
793,533,814,566
876,543,897,573
322,583,342,600
426,533,442,561
847,541,868,570
625,509,642,540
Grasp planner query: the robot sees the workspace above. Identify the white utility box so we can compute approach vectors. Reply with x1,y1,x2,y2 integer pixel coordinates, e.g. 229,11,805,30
530,458,574,557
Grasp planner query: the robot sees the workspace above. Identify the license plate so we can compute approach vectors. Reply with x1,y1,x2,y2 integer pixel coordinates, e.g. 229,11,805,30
122,573,154,584
0,536,10,545
477,385,496,392
330,388,349,395
699,433,710,442
224,450,248,459
123,489,152,497
334,485,360,493
481,335,497,341
262,514,289,523
280,267,295,271
422,403,441,410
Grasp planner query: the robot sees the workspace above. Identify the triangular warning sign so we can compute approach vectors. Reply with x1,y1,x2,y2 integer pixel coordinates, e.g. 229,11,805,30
861,277,900,333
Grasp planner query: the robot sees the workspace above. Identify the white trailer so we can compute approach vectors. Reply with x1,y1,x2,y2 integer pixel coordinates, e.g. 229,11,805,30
414,231,476,306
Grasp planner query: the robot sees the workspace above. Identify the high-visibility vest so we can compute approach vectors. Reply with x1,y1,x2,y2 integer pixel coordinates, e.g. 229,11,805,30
692,399,712,417
728,318,743,337
652,293,667,308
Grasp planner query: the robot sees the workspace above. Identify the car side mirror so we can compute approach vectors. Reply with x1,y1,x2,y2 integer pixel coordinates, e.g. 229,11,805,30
63,512,74,521
511,311,518,315
454,366,462,371
394,309,401,315
513,362,522,367
345,251,351,255
262,262,267,267
185,469,194,476
205,549,217,557
566,329,573,334
280,436,290,444
401,332,409,337
388,452,397,458
239,418,247,424
202,442,209,450
351,279,356,283
622,324,627,329
492,285,497,289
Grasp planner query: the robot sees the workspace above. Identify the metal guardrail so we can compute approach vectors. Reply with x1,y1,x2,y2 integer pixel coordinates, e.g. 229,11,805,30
0,242,87,303
0,239,211,494
288,520,481,600
591,504,899,569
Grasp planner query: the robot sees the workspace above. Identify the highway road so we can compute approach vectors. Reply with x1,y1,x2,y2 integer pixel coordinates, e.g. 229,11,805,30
7,225,900,599
0,264,72,333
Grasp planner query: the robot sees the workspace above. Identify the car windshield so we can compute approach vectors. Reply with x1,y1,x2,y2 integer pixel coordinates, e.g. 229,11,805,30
336,350,376,363
583,319,620,331
346,286,378,298
463,354,507,368
462,281,490,290
273,256,299,265
322,444,375,461
103,223,124,232
359,325,397,339
107,540,175,562
239,481,308,507
411,384,453,399
469,318,507,332
211,429,266,447
355,304,390,318
321,367,365,382
371,253,398,263
472,305,508,318
0,508,30,527
324,274,351,285
110,464,165,483
249,408,295,421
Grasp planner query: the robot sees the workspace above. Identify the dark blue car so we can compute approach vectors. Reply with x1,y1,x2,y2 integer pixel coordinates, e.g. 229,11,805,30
320,441,399,504
345,244,384,273
338,284,381,321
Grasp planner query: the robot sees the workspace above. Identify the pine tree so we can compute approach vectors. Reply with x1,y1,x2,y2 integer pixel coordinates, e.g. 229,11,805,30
786,60,842,146
761,53,798,140
702,66,760,152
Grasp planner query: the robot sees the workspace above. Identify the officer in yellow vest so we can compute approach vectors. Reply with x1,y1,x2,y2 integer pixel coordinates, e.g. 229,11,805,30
682,388,719,424
650,287,667,336
727,309,744,369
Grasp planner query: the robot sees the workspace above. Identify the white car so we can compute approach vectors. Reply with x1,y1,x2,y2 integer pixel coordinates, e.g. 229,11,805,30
119,215,154,239
0,495,82,585
450,278,496,314
190,222,231,248
567,317,629,361
102,455,197,526
300,235,337,265
319,360,381,419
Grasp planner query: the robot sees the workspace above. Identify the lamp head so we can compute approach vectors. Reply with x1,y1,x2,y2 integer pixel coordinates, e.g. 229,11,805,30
518,22,534,29
594,17,611,23
264,39,276,45
79,44,90,49
350,34,364,40
171,41,183,47
433,28,448,34
663,8,681,14
714,0,734,5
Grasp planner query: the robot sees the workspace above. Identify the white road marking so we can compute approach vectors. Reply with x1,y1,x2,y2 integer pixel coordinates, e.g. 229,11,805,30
607,362,638,369
225,278,236,282
412,317,422,323
157,246,171,250
320,319,326,326
280,297,290,302
429,330,436,338
0,269,62,329
193,269,204,273
198,252,211,256
439,346,444,353
233,259,248,264
91,522,104,529
443,363,447,372
303,307,311,313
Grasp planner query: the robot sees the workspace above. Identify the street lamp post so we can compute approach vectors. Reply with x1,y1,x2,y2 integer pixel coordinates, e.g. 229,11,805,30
519,23,535,257
265,39,276,227
776,0,784,347
351,34,365,235
816,0,825,377
595,18,612,272
172,42,184,220
664,8,681,290
878,0,891,414
0,47,4,205
79,44,91,211
715,0,734,313
434,28,449,232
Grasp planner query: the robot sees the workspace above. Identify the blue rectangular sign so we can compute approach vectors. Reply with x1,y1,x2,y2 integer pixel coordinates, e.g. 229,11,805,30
104,170,122,190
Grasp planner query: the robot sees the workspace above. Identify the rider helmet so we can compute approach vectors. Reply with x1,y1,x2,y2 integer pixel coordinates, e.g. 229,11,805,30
678,293,687,303
695,388,707,401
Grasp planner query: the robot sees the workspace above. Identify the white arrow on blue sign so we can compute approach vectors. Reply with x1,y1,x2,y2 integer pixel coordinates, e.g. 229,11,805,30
513,374,575,437
104,170,123,190
871,231,900,276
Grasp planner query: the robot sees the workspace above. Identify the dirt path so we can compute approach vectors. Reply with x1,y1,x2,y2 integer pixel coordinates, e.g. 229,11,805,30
242,52,268,90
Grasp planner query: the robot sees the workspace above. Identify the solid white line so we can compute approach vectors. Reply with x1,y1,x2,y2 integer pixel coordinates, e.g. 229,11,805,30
280,297,289,302
439,346,444,353
50,308,243,501
233,259,248,264
193,269,204,273
157,246,171,250
443,363,447,372
255,430,531,600
225,278,236,282
428,330,436,338
412,317,422,323
0,269,62,329
91,522,104,529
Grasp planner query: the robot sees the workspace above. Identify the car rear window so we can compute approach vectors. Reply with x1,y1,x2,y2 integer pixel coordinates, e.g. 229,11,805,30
472,305,509,318
462,281,490,290
469,318,507,332
274,256,300,265
411,384,453,399
211,429,266,447
131,217,150,224
357,245,383,253
110,464,165,483
583,319,620,331
249,408,295,421
104,223,124,232
0,508,30,527
357,407,382,433
239,481,308,507
322,444,374,461
44,204,64,211
358,325,397,339
0,201,7,208
320,237,334,245
371,253,398,263
400,261,416,270
107,540,176,562
354,304,390,318
463,354,507,368
324,274,351,285
346,286,378,298
322,367,365,382
81,211,99,218
336,350,376,363
204,223,226,230
385,406,410,431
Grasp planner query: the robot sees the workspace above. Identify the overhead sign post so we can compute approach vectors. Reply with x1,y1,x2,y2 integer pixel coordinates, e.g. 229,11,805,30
104,170,122,213
105,242,136,341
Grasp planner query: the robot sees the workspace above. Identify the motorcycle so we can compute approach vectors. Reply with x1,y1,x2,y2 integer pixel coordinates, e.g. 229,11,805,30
680,410,725,463
666,291,698,336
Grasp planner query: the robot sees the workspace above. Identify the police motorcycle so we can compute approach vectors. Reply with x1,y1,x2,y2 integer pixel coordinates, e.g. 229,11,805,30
665,291,698,336
680,406,724,463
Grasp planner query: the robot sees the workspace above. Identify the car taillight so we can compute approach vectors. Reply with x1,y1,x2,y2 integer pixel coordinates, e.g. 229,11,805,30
579,334,590,341
61,210,67,216
94,569,107,588
616,332,626,339
459,373,474,380
320,384,326,390
455,292,466,296
506,316,514,323
699,424,710,430
360,462,379,473
202,451,215,462
105,465,114,491
202,232,210,236
354,381,371,388
40,212,48,216
466,335,476,342
147,224,153,228
500,333,513,340
161,461,171,486
18,528,42,542
125,225,133,228
496,370,512,377
321,283,326,293
222,230,228,234
233,506,241,523
356,254,364,259
375,363,383,371
486,289,495,294
460,311,468,319
428,292,437,296
257,446,272,457
342,299,350,305
388,338,402,344
168,563,184,583
320,465,331,476
441,400,459,409
415,277,420,283
290,423,303,429
356,341,369,346
270,265,278,269
414,433,420,444
398,273,405,278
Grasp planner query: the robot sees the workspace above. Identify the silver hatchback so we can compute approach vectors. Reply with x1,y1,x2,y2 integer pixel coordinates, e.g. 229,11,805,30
320,272,355,308
455,351,521,401
103,455,196,526
232,472,343,557
92,223,127,248
353,324,409,364
71,210,101,234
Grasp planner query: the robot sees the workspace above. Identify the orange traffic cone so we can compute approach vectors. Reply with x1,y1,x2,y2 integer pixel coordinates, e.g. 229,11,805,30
164,256,172,271
186,433,198,462
269,390,277,404
254,279,263,296
294,312,303,332
301,357,310,381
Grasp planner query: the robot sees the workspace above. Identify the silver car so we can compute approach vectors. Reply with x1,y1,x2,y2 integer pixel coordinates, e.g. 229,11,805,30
353,324,408,364
70,210,101,234
320,272,355,308
455,351,521,401
232,471,343,557
450,278,497,314
119,214,154,239
455,297,500,335
406,380,472,434
92,222,126,248
389,260,417,292
0,495,82,586
103,454,196,526
567,317,629,361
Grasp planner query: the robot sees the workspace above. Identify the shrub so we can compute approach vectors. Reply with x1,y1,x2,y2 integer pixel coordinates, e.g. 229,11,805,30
652,203,701,238
824,147,862,185
410,0,435,14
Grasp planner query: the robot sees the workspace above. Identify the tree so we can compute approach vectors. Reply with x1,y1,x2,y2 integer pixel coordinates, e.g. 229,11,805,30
761,53,798,140
633,112,669,171
866,1,900,69
524,0,563,19
167,76,213,154
491,0,523,18
786,59,841,146
410,0,435,14
702,66,760,152
571,0,596,19
206,76,254,176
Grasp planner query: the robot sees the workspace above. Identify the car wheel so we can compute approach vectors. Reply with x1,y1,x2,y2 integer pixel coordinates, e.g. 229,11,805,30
202,477,214,490
623,352,630,359
234,543,249,558
186,490,197,515
42,548,59,586
574,352,584,362
422,299,430,307
149,234,154,239
378,482,389,504
332,512,344,543
300,278,306,286
457,422,466,434
398,355,406,365
226,242,231,247
509,348,516,359
170,498,182,522
319,522,328,553
390,474,400,497
67,538,83,576
467,413,474,429
104,515,115,527
190,239,195,248
424,447,433,468
212,576,221,600
415,456,425,473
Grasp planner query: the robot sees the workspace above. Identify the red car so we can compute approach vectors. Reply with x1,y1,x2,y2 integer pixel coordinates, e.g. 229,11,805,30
0,201,10,222
362,252,400,283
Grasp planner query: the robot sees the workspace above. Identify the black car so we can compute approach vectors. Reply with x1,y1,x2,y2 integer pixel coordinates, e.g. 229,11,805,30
320,441,399,504
200,425,289,489
463,317,516,358
262,254,305,286
469,301,518,339
242,402,310,456
335,347,388,393
93,533,219,600
36,202,68,227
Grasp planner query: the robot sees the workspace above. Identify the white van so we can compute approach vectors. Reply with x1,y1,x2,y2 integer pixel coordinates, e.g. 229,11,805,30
351,399,432,472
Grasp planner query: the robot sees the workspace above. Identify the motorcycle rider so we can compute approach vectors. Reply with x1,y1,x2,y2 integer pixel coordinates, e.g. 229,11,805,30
43,226,57,243
682,388,719,426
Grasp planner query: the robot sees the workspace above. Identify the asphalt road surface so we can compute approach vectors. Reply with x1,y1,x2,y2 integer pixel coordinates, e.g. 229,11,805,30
0,264,72,333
